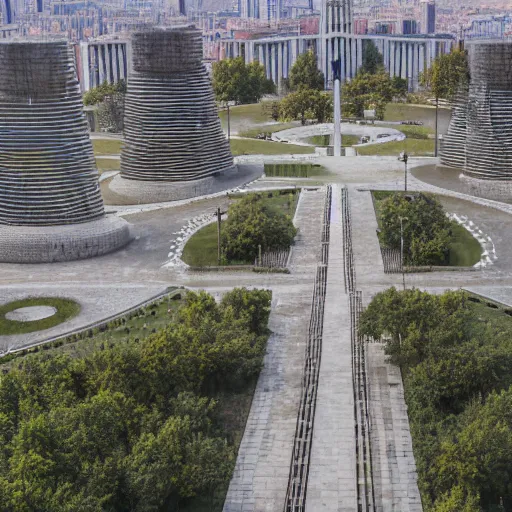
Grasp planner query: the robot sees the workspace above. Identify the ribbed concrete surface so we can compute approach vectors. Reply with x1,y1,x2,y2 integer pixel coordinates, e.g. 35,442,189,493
0,40,104,226
440,41,512,180
121,27,233,182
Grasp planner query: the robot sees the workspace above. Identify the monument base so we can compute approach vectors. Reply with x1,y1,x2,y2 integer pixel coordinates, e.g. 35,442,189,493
436,164,512,203
0,216,132,263
108,165,261,205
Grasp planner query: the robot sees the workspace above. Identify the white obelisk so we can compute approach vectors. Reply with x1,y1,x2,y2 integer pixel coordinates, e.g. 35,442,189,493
332,59,342,157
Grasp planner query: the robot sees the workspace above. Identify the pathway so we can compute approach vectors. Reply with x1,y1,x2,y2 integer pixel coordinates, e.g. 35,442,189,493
223,188,325,512
306,184,358,511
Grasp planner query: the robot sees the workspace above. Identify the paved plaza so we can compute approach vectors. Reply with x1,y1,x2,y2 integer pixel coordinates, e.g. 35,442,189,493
2,155,512,511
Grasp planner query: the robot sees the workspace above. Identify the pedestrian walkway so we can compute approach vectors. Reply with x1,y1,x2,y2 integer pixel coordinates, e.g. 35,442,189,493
306,185,357,511
367,344,422,512
223,188,325,512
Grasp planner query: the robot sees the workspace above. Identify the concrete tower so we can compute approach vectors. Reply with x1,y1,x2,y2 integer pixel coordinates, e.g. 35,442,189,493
440,41,512,182
0,40,131,263
112,27,237,204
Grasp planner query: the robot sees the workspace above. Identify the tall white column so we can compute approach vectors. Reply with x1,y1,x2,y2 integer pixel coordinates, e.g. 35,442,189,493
419,43,425,80
258,44,264,64
283,41,289,78
356,37,363,71
277,42,283,89
333,78,341,157
98,45,106,85
407,43,413,89
350,37,357,78
340,37,346,81
389,41,395,77
401,42,407,79
106,44,113,83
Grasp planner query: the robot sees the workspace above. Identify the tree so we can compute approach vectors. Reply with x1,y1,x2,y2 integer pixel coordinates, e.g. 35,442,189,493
212,57,275,105
287,49,324,91
378,192,450,266
343,72,406,120
360,40,384,75
221,194,297,262
278,88,333,125
83,80,126,106
420,49,469,156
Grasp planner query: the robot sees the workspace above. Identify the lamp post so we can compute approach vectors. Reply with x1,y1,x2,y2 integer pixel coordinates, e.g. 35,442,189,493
403,151,408,192
399,216,408,291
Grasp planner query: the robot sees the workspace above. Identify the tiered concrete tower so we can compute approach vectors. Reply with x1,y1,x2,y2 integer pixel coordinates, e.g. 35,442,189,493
112,26,236,203
0,40,131,263
440,41,512,181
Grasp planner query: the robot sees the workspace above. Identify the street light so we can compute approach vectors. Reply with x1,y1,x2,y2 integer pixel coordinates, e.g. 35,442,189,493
403,151,408,192
399,216,408,291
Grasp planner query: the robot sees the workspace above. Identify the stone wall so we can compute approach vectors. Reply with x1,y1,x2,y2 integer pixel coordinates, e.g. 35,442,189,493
0,216,132,263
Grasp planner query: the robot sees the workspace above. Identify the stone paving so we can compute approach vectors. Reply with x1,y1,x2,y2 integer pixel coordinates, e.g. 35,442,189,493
306,185,358,511
367,343,422,512
223,188,325,512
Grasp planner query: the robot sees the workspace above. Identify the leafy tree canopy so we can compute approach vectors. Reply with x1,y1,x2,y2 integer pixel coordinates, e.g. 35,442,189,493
360,287,512,511
420,49,469,101
212,57,275,105
378,192,451,266
360,40,384,75
83,80,126,106
0,288,272,511
343,72,407,119
222,193,297,262
287,49,325,91
278,87,333,125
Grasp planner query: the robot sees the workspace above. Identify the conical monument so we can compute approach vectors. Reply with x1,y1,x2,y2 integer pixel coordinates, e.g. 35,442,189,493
0,40,131,263
110,26,238,203
440,41,512,180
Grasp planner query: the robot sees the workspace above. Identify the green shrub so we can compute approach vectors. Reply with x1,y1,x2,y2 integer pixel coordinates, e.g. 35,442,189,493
222,194,297,262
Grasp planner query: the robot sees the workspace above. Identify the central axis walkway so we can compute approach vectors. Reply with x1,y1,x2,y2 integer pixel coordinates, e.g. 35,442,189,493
306,184,358,510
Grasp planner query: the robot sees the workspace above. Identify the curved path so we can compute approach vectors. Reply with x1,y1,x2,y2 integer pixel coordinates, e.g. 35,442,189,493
272,123,405,147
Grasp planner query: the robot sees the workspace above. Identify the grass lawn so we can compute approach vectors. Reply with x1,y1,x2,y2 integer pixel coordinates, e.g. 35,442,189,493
446,222,482,266
0,297,80,335
357,138,434,156
219,102,271,126
92,138,122,155
230,138,315,155
182,190,300,267
95,157,120,171
380,124,433,139
238,122,297,138
384,103,437,122
371,191,482,267
303,134,360,147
